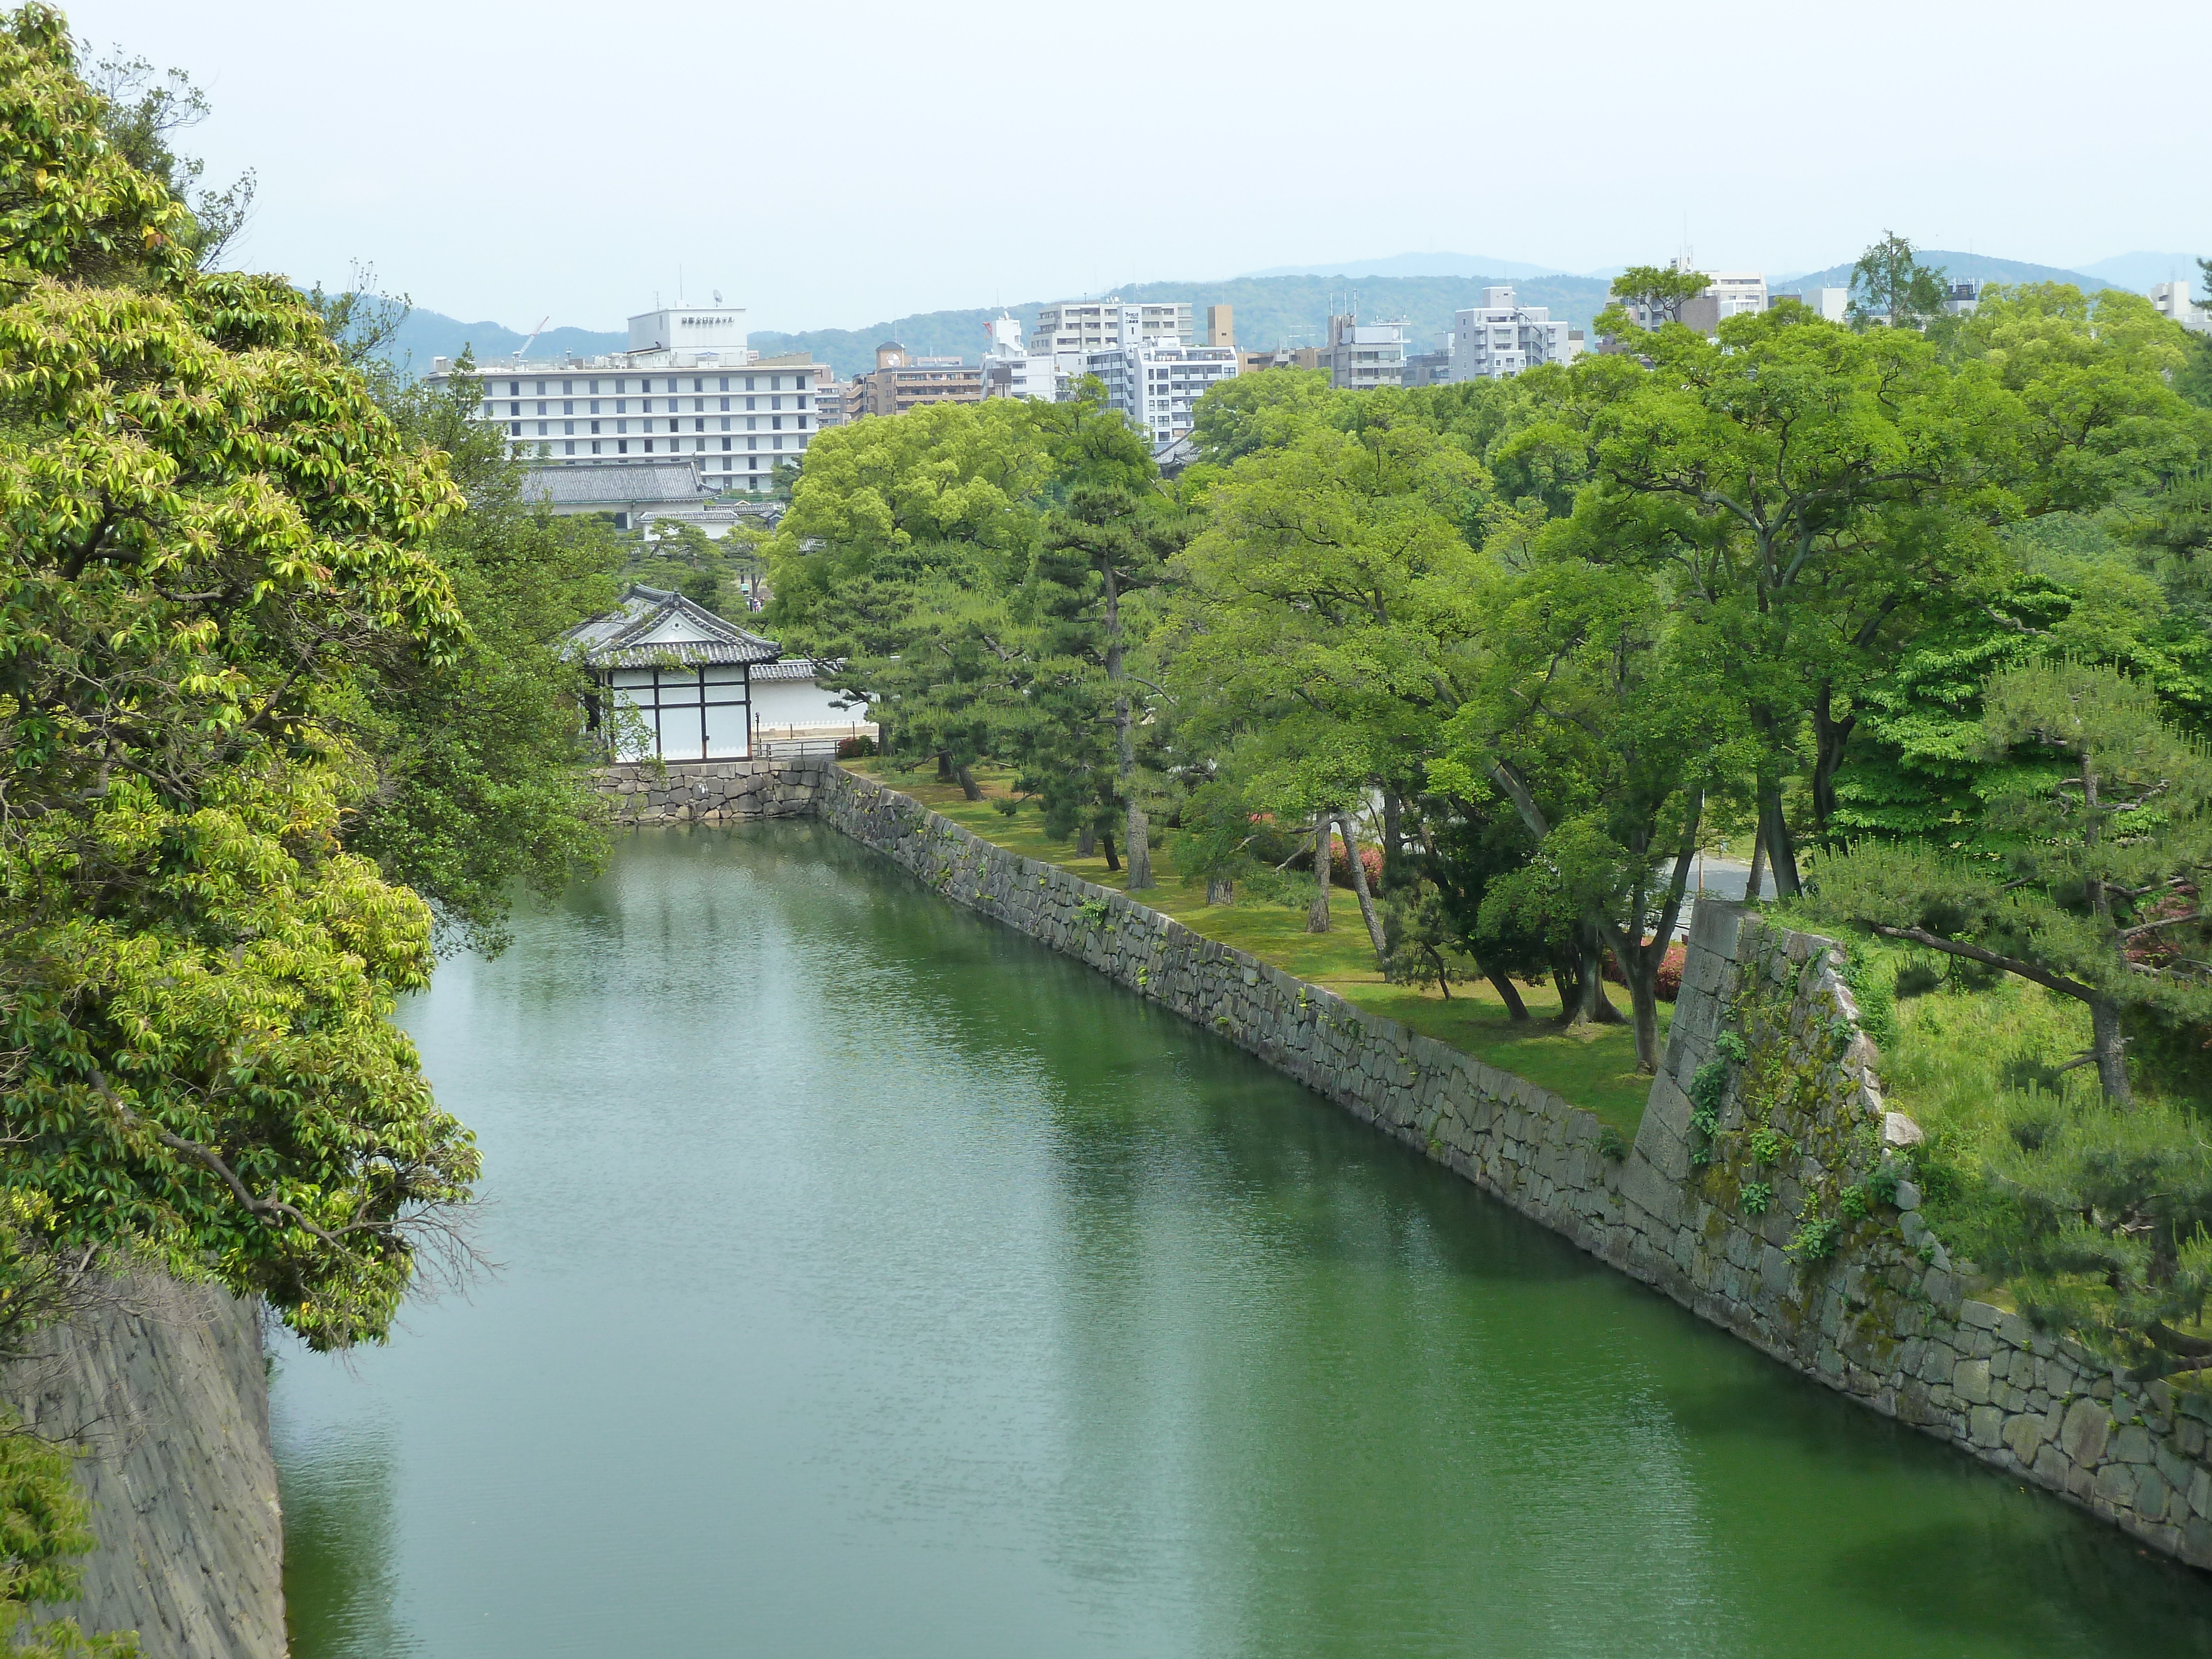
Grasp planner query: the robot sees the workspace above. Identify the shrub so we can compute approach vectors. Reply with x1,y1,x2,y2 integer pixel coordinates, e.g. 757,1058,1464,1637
835,735,878,759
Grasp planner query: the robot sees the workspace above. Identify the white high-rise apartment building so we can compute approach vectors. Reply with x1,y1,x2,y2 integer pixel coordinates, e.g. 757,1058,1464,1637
980,310,1067,402
2152,280,2211,333
422,304,824,492
1029,298,1192,356
1449,288,1576,380
1082,307,1237,450
1322,313,1409,390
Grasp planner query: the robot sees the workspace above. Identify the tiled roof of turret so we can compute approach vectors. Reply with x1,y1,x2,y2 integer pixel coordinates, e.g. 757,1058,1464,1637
562,583,782,668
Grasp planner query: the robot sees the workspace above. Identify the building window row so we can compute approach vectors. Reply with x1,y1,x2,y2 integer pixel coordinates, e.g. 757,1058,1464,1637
494,373,810,397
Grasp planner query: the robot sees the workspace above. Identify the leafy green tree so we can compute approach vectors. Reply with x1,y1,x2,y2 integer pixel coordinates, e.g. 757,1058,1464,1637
1597,263,1710,331
1169,395,1488,925
765,399,1053,789
0,7,477,1353
1442,550,1736,1068
1187,367,1339,466
1814,661,2212,1104
317,347,624,956
1847,231,1951,330
1032,469,1182,889
1563,307,2034,891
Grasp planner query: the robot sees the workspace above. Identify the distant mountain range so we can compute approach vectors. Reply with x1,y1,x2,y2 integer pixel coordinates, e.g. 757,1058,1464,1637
2075,251,2205,291
748,273,1616,377
1237,252,1583,281
1771,251,2112,293
380,310,624,373
378,247,2208,381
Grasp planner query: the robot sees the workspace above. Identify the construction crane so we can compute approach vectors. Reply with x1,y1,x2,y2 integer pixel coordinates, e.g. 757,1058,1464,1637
515,315,550,359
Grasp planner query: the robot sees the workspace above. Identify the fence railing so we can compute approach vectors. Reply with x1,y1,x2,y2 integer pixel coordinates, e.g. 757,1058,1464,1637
755,738,842,758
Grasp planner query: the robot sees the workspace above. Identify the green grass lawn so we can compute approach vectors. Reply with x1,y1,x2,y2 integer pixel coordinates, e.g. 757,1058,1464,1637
847,761,1659,1134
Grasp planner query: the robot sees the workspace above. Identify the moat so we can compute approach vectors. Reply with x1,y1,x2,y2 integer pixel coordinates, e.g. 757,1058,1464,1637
272,826,2212,1656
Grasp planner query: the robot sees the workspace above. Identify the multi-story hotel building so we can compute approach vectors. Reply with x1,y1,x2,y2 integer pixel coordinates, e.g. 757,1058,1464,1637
422,304,825,493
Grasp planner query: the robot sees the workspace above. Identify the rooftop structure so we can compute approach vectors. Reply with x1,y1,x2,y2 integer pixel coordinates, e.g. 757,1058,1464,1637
520,461,713,529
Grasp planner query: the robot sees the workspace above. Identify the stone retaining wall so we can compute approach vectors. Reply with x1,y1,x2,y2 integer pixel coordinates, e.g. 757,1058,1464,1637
4,1277,285,1657
604,757,2212,1568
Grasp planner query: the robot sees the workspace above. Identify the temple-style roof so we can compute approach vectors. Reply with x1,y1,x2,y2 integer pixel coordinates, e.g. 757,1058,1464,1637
562,584,782,669
752,657,838,682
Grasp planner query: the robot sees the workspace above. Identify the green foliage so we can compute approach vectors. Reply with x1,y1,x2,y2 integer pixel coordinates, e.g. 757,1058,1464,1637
1788,1214,1844,1261
325,346,622,956
0,1412,135,1656
1597,1125,1629,1161
1714,1031,1750,1064
1740,1181,1773,1215
0,10,478,1351
1846,232,1952,330
1749,1126,1791,1166
1813,660,2212,1103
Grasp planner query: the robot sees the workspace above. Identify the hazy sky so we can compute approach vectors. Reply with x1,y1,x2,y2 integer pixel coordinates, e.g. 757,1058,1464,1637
66,0,2211,336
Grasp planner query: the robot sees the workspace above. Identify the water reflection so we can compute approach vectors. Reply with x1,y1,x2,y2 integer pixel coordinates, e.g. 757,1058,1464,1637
273,826,2212,1657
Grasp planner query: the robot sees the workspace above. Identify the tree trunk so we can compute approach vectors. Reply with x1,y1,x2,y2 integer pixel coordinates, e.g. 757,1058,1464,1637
1563,930,1623,1027
1811,683,1856,843
936,751,954,784
1757,774,1802,898
1625,970,1662,1073
1206,874,1235,906
1307,815,1332,932
1337,811,1387,967
1104,549,1152,890
1745,821,1766,904
1100,830,1119,873
955,763,983,802
1381,789,1404,891
1486,971,1530,1021
2090,997,2133,1107
2081,756,2131,1106
1125,800,1153,890
1077,823,1095,858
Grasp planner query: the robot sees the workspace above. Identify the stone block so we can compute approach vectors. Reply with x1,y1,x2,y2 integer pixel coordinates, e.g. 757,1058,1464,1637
2060,1397,2113,1466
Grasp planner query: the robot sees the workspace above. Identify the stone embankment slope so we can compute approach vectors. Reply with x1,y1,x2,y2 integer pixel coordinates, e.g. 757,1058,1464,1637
4,1277,285,1656
601,755,2212,1570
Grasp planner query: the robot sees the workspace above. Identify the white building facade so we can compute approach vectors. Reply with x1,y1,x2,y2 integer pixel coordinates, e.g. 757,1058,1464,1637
1322,314,1408,390
1082,307,1238,449
422,304,823,493
981,310,1069,402
1029,298,1192,356
1449,288,1577,380
2152,280,2211,333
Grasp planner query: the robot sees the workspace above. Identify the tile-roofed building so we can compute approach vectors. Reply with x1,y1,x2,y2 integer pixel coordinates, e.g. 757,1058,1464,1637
564,584,781,760
520,462,710,528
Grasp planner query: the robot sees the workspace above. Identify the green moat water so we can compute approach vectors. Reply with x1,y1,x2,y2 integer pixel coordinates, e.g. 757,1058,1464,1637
273,826,2212,1657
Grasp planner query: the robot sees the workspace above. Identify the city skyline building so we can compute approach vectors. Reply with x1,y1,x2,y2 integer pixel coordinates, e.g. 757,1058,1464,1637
1448,288,1577,381
422,302,825,494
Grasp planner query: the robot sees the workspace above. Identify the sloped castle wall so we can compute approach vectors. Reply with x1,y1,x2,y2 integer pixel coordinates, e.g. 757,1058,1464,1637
4,1278,285,1657
600,756,2212,1567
